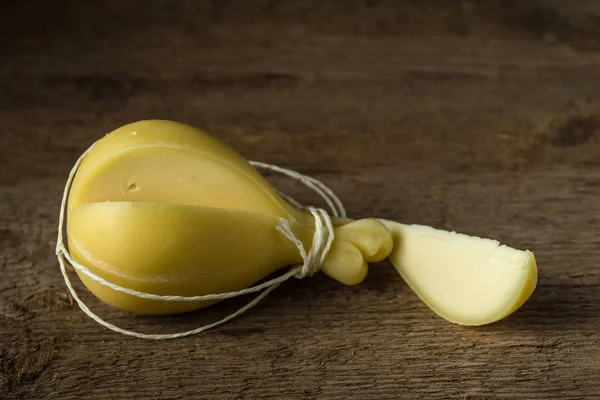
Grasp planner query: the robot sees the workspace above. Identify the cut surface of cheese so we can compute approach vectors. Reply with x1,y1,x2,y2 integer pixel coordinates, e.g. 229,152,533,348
68,120,305,222
381,220,537,326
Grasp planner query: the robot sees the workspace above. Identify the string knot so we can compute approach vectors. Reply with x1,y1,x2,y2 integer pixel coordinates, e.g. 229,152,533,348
275,207,335,279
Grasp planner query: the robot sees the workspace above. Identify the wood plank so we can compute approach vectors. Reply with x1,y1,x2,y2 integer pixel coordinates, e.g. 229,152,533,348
1,1,599,399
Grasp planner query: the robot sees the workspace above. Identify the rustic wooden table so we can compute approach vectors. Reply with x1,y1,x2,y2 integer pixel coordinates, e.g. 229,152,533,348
2,1,599,399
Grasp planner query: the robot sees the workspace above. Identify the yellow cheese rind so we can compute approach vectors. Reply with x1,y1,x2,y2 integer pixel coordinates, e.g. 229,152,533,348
68,202,302,314
381,220,537,326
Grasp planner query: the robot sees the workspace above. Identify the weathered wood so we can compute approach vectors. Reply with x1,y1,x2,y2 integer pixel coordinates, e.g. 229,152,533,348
1,1,600,399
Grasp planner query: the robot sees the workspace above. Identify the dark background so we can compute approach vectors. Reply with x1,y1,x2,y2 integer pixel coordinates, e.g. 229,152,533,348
1,1,600,399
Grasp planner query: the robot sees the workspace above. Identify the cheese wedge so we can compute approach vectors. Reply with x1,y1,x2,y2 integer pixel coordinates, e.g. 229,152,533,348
381,220,537,326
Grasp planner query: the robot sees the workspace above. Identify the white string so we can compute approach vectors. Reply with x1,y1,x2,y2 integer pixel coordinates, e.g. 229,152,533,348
250,161,346,219
56,143,344,339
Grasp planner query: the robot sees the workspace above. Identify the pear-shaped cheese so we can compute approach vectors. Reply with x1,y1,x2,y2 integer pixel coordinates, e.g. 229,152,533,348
65,120,393,314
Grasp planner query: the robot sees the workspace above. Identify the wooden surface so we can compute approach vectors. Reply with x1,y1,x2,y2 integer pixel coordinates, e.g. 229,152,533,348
2,1,600,399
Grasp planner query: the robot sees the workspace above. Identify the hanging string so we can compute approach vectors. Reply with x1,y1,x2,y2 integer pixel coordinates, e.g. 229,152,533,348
56,143,345,340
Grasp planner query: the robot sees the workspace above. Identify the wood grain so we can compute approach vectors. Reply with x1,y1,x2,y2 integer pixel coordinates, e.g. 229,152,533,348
1,1,599,399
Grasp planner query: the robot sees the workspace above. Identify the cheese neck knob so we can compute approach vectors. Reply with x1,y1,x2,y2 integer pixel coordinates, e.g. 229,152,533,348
319,218,393,285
